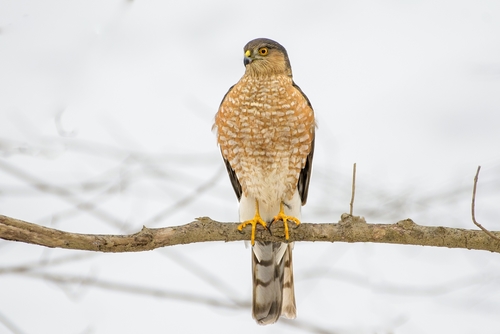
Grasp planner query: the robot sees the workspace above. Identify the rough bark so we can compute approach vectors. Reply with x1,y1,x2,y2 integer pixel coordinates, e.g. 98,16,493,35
1,214,499,253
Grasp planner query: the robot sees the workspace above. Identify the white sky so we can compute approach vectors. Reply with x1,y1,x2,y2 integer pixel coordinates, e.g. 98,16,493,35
1,0,500,333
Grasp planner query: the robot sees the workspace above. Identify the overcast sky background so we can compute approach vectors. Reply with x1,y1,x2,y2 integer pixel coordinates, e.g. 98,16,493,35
1,0,500,333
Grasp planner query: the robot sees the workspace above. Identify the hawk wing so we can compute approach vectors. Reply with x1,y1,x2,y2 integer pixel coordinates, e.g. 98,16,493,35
293,81,315,205
217,84,243,201
223,156,242,201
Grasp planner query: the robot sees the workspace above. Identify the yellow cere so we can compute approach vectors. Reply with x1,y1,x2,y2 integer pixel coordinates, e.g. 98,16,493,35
245,50,251,57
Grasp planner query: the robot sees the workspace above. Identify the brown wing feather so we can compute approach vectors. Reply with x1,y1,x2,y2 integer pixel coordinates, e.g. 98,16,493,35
223,156,242,201
298,135,314,205
217,84,243,201
292,81,315,205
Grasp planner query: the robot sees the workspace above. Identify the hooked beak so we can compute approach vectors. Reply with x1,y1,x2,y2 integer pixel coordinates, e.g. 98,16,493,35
243,50,252,66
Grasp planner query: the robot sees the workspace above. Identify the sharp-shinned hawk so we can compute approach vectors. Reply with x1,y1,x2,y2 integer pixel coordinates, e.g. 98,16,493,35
213,38,315,325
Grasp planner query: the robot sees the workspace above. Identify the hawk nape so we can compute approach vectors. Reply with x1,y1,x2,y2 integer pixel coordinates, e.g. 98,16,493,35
213,38,315,325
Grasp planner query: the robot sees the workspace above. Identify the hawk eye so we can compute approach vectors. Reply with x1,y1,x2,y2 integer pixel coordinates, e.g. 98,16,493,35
258,47,268,56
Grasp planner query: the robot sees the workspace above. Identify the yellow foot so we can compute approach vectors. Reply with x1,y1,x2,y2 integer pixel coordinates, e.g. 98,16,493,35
272,202,301,240
238,200,267,246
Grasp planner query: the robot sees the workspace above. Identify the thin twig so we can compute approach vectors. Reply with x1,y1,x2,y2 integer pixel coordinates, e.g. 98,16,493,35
349,163,357,215
471,166,500,241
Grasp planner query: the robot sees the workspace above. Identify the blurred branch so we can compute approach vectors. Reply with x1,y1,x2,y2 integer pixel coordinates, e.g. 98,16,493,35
159,248,243,304
2,214,500,253
143,167,223,226
21,271,245,309
0,253,95,275
0,159,126,230
300,267,498,296
0,310,27,334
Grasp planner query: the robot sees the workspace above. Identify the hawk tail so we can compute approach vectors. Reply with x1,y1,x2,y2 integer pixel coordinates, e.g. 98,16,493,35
252,241,296,325
281,242,296,319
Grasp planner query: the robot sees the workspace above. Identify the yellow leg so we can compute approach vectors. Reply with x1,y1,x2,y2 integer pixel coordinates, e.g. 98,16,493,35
237,200,267,246
272,202,301,240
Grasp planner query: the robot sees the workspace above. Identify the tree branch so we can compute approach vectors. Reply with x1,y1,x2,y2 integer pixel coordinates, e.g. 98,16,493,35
2,214,500,253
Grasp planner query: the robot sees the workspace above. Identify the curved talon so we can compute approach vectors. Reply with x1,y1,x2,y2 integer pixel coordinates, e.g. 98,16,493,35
272,202,301,240
238,200,267,245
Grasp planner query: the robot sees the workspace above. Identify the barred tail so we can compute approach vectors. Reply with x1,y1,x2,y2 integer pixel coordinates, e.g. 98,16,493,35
281,242,296,318
252,241,295,325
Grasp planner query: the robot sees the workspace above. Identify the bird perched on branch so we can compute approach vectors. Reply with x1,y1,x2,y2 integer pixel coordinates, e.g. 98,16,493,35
213,38,315,325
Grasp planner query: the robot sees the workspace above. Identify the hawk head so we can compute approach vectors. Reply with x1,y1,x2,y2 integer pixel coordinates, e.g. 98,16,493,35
243,38,292,77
